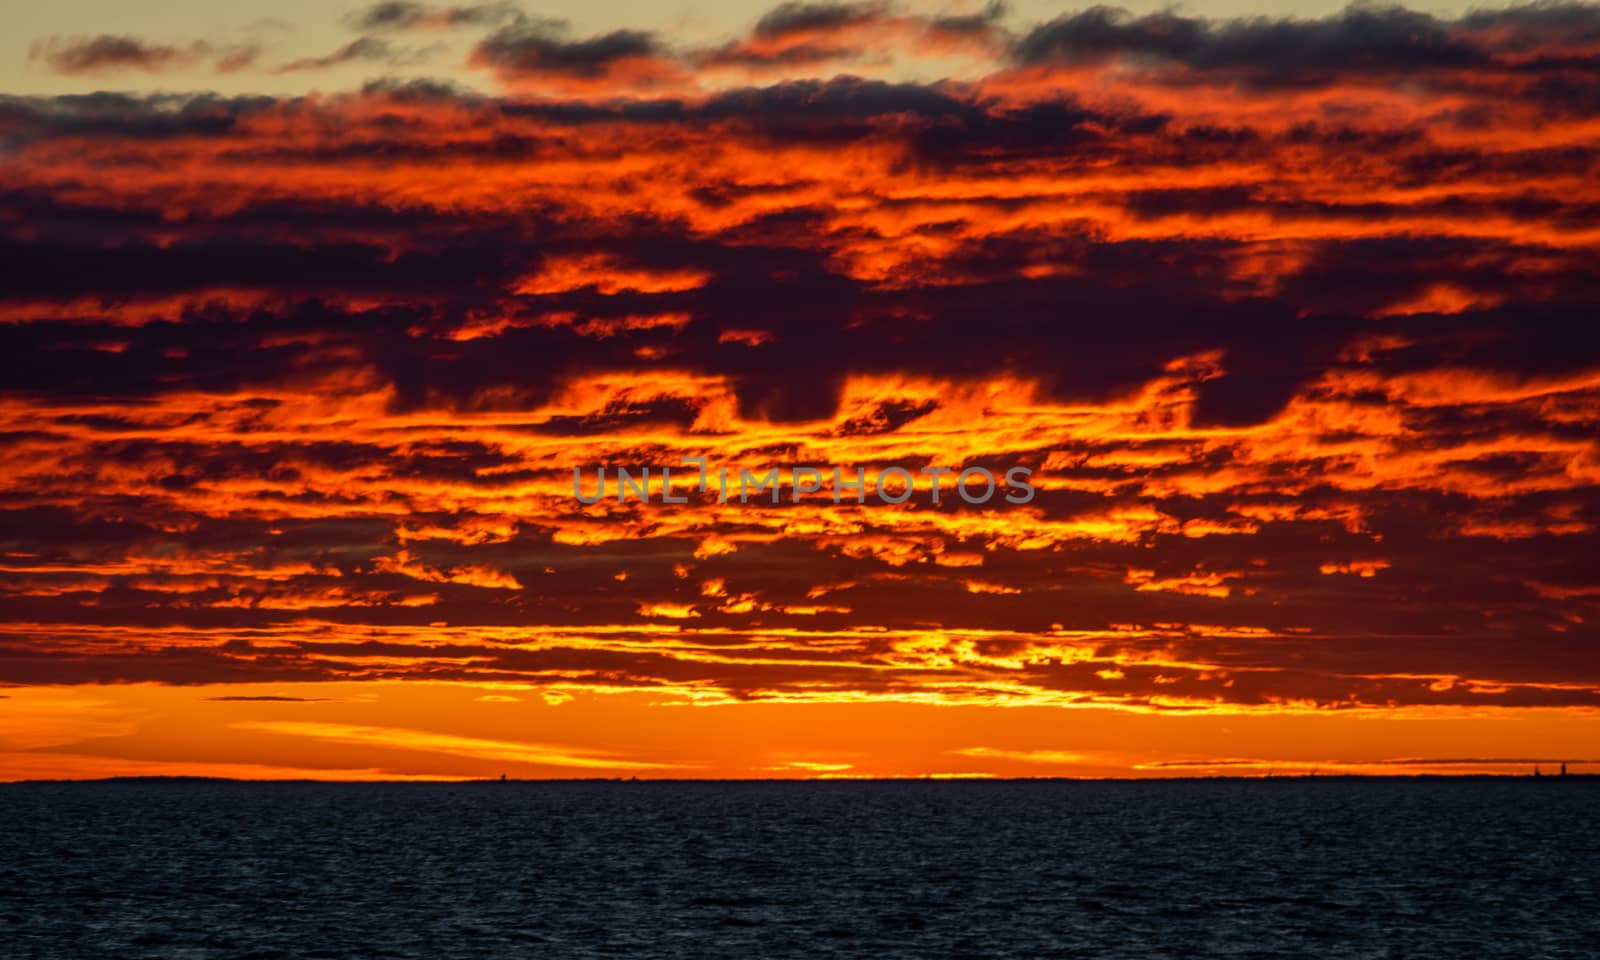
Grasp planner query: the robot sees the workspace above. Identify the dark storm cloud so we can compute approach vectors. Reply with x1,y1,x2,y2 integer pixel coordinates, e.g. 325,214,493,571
1012,2,1600,86
752,1,889,38
345,1,528,31
30,35,189,73
700,1,1009,69
1456,1,1600,47
929,1,1009,37
349,1,434,30
28,36,260,75
0,93,277,149
471,24,666,80
0,234,530,316
276,37,407,72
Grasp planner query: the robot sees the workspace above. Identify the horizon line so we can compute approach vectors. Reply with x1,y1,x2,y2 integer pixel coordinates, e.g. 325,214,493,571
6,772,1597,786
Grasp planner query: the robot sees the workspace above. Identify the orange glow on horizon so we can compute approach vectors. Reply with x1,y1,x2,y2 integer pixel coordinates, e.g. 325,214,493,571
3,3,1599,781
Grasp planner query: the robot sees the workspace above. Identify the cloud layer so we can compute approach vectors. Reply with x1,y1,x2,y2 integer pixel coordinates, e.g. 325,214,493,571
3,4,1599,734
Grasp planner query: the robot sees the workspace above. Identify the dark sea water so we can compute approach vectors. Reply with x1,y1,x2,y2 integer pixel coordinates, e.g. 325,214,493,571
1,779,1596,959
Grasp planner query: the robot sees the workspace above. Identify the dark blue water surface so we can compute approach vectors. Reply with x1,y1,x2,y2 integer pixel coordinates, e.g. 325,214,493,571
1,779,1596,959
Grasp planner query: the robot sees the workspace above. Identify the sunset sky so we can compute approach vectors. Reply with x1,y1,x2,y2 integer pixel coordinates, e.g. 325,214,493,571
2,0,1599,780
